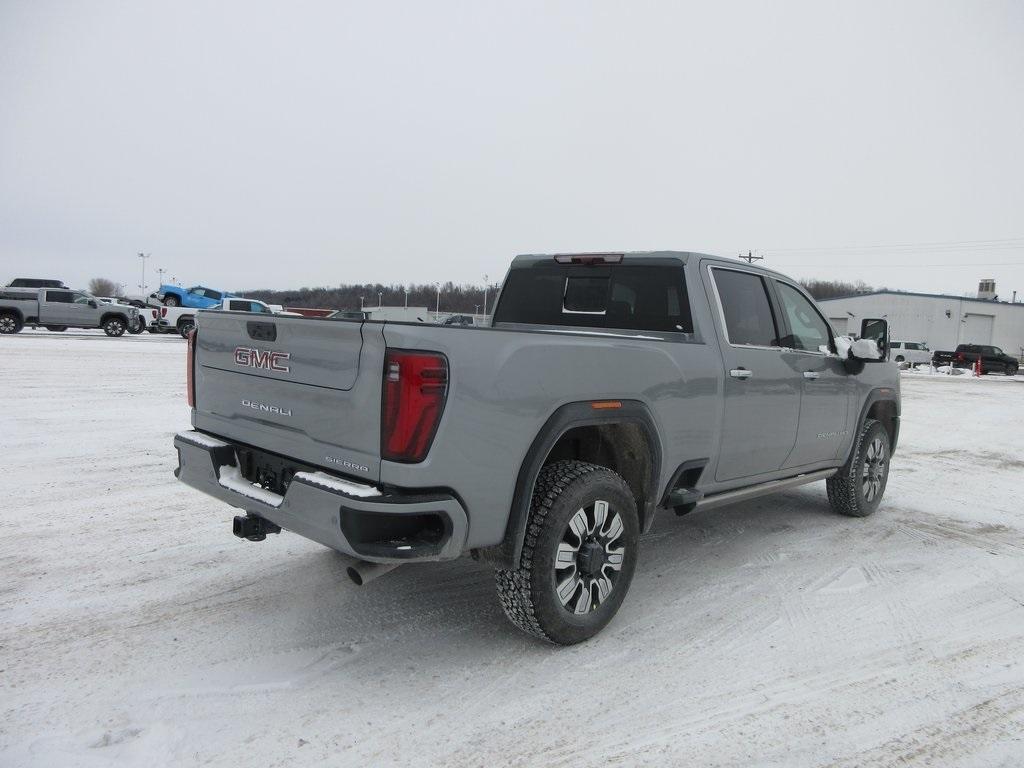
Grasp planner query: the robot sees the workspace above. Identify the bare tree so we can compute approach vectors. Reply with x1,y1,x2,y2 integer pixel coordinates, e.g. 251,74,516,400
88,277,118,296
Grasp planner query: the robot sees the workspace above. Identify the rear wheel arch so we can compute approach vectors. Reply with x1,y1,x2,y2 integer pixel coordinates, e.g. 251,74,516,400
497,400,662,569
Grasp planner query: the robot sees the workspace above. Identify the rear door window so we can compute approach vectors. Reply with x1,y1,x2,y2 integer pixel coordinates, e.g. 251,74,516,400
45,290,73,303
710,268,779,347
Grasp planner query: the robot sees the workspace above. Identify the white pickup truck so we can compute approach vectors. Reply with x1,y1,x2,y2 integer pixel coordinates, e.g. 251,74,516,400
145,298,295,337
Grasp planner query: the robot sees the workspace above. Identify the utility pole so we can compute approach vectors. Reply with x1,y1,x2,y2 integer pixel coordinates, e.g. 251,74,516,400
482,274,489,317
738,250,763,265
435,282,441,316
137,252,151,292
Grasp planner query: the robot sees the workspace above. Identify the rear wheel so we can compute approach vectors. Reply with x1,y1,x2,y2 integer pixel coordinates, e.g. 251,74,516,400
894,355,904,363
827,418,890,517
495,460,639,645
178,318,196,338
103,317,126,337
163,294,180,307
1006,363,1018,376
0,313,22,334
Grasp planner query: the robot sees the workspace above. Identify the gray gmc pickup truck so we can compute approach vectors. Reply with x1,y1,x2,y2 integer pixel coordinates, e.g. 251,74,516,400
0,287,140,335
174,252,899,644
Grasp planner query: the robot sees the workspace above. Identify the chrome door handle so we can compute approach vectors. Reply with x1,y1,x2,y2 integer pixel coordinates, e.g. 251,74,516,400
729,368,753,379
803,371,821,380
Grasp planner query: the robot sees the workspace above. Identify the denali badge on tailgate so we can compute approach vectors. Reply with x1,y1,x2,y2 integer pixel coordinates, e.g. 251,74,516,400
234,346,290,373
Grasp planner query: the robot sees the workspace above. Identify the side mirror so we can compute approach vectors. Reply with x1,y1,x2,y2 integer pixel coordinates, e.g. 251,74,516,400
88,300,98,308
859,318,888,361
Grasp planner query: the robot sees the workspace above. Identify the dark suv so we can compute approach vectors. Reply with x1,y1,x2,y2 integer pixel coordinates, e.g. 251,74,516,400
6,278,70,289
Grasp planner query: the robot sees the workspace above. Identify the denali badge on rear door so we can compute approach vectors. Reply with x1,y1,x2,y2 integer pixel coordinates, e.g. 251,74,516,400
234,346,290,372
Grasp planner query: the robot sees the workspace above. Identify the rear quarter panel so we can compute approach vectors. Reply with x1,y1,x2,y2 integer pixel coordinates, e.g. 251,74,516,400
377,323,722,550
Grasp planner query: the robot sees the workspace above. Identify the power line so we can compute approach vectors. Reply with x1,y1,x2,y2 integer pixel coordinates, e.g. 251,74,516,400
763,236,1024,254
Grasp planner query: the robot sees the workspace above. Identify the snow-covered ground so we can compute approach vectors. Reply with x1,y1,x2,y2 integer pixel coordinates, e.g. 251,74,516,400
2,332,1023,767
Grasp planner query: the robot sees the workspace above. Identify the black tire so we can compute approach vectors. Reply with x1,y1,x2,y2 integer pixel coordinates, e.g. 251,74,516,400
826,418,890,518
44,325,67,332
494,460,639,645
128,318,144,334
163,295,180,307
103,317,127,337
0,313,22,334
1005,363,1018,376
178,318,196,338
894,355,904,363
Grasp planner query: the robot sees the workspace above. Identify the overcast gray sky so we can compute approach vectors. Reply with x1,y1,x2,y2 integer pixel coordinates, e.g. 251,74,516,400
1,0,1022,297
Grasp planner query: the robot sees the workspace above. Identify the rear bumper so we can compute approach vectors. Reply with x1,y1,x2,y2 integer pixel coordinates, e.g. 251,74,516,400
173,430,468,563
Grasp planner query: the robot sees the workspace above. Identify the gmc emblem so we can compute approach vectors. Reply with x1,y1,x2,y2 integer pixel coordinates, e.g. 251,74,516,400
234,346,291,373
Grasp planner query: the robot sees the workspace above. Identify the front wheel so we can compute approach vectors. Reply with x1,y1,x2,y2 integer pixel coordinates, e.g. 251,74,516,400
827,418,890,517
1006,363,1018,376
178,319,195,338
495,460,639,645
103,318,126,337
163,295,180,307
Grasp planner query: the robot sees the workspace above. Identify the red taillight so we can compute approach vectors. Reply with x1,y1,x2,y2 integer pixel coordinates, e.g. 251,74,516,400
186,329,196,407
381,350,448,463
151,309,158,319
161,307,167,318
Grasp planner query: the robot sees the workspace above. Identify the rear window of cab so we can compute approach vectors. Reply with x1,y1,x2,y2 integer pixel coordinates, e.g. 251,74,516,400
493,265,693,334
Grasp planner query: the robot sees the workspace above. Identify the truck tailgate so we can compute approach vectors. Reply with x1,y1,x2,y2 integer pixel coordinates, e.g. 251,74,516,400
191,312,385,482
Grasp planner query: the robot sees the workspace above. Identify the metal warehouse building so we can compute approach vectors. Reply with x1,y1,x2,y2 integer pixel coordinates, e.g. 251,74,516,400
819,285,1024,360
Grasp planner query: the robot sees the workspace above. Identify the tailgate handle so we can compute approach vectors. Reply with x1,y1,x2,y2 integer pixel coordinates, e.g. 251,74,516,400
247,321,277,342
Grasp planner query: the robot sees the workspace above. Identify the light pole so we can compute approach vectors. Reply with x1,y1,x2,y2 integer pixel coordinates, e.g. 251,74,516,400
117,282,127,297
378,291,383,308
156,267,166,287
435,282,441,316
404,288,409,308
359,296,365,310
137,252,150,292
482,274,489,317
474,304,480,317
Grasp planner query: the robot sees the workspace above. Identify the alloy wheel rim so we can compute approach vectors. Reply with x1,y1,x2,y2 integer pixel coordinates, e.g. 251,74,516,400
554,499,626,614
0,317,14,332
862,437,887,502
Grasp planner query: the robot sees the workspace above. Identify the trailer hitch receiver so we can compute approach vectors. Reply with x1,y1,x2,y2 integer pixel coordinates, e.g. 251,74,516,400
232,514,281,542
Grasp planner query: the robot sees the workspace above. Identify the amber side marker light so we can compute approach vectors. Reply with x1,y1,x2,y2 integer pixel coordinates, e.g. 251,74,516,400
591,400,622,410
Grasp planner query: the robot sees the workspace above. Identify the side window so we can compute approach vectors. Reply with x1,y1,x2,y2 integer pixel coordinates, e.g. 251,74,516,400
711,268,779,347
45,290,73,303
189,287,204,297
227,300,245,311
72,293,92,304
775,282,832,352
205,289,223,301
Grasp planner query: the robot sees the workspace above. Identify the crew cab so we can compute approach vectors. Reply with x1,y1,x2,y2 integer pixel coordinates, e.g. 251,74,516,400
174,252,899,644
0,287,140,336
157,284,239,309
931,344,1019,375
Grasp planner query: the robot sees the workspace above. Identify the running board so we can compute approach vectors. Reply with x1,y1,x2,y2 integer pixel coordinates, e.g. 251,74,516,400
695,469,837,511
